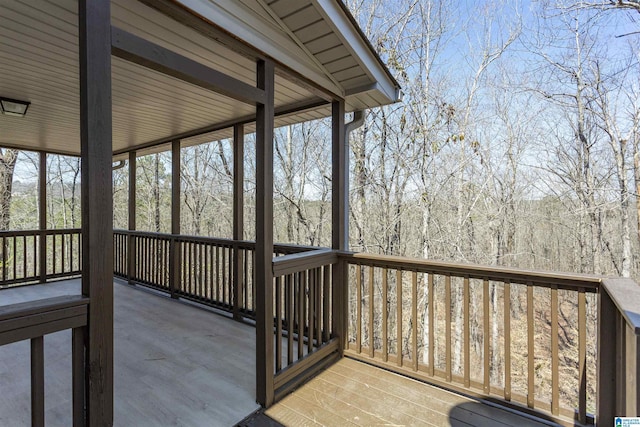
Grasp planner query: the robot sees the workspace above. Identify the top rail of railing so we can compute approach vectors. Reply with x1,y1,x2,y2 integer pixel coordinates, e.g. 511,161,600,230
340,251,602,292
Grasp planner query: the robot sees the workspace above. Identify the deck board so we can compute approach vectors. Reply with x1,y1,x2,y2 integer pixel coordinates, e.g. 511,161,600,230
266,358,557,427
0,279,259,427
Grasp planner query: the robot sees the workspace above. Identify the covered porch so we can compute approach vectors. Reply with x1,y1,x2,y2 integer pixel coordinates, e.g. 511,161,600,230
0,0,400,425
1,0,639,426
1,279,258,426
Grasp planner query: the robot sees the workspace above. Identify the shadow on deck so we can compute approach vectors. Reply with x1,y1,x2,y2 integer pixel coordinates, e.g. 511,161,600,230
0,279,259,426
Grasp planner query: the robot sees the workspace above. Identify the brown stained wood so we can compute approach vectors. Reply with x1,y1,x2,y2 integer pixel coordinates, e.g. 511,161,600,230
601,278,640,334
342,252,601,292
412,271,418,371
216,246,220,301
298,272,305,360
273,339,339,390
382,268,388,362
111,27,265,105
368,266,374,358
315,268,322,346
128,151,136,284
396,269,402,367
308,270,315,355
464,276,470,388
483,278,490,394
38,153,47,284
429,273,435,376
79,3,114,421
272,249,336,277
72,327,85,427
31,335,44,427
527,282,534,409
322,265,330,342
356,264,362,353
551,286,559,415
255,56,276,407
331,99,347,353
276,276,282,372
504,280,511,401
287,275,294,365
445,274,451,382
578,288,586,423
233,123,244,319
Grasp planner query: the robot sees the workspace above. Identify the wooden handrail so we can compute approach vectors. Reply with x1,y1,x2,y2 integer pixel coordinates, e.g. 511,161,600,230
602,278,640,335
0,295,89,345
272,249,337,277
341,251,602,291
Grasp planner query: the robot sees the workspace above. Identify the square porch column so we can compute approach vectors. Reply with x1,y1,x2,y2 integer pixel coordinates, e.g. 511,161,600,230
79,0,114,423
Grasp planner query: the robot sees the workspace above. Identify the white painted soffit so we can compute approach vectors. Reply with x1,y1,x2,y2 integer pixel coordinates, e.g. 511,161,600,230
312,0,401,105
174,0,345,98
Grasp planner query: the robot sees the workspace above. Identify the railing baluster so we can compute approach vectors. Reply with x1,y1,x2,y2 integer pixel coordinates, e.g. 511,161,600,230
412,270,417,371
61,232,65,275
527,282,535,409
23,235,27,279
396,269,402,367
297,271,304,360
322,264,330,342
72,327,85,427
51,234,58,274
356,263,362,353
315,267,322,346
222,245,227,304
578,287,587,424
504,280,511,401
382,267,388,362
464,276,470,388
428,273,435,377
13,236,18,279
31,336,45,427
276,276,282,372
445,274,451,382
551,285,559,415
287,274,294,364
307,269,315,354
369,266,374,358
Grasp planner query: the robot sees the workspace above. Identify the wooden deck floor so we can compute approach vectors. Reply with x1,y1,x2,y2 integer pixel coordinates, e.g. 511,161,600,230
266,358,557,427
0,279,259,426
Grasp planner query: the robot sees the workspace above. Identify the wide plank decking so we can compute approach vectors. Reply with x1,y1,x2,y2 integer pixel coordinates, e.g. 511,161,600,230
267,358,556,427
0,279,259,426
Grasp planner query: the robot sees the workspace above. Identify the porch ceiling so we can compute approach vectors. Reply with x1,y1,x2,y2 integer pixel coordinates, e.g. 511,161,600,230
0,0,399,159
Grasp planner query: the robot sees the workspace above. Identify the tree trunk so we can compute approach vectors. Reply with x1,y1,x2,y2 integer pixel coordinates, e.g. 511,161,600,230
0,149,19,230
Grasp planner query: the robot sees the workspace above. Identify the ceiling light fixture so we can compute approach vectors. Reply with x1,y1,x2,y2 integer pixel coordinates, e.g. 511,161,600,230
0,97,30,117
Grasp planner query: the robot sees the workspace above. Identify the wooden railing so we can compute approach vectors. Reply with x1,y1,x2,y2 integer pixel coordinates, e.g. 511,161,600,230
341,252,603,426
0,295,89,426
598,278,640,423
112,230,315,320
4,227,639,423
271,249,340,400
0,229,81,288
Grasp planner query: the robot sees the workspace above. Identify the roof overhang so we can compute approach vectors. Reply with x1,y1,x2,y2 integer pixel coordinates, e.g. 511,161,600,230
0,0,400,158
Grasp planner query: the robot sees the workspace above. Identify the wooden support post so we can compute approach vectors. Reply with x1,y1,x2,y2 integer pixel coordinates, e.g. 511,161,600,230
170,140,181,298
128,151,136,284
31,336,45,427
255,59,275,408
331,99,347,352
79,0,113,424
233,124,244,320
597,287,617,424
39,152,47,283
